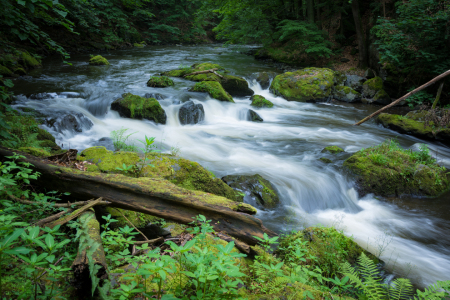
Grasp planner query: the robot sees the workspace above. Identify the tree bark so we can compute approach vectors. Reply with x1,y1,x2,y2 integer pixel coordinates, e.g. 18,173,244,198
0,147,276,245
307,0,314,23
351,0,368,68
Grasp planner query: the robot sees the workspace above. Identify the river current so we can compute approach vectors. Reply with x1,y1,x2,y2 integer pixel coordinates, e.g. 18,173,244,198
10,44,450,287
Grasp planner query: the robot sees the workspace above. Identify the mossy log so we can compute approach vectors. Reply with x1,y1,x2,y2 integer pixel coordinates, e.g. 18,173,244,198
0,147,275,245
71,210,108,296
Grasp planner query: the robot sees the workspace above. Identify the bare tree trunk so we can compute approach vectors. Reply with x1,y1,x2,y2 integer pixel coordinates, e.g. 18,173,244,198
351,0,368,68
307,0,314,23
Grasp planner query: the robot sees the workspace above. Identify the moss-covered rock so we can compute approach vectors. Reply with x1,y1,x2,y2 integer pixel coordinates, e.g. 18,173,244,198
0,65,13,76
321,146,344,154
80,146,140,173
343,140,449,197
18,147,51,157
103,207,161,229
319,157,332,163
250,95,273,108
270,68,337,102
221,75,254,97
189,81,234,103
111,93,167,124
248,110,263,122
372,89,391,105
163,62,226,78
222,174,279,209
133,43,144,48
20,52,41,68
89,55,109,66
362,76,384,98
255,71,277,89
146,76,174,88
277,227,378,278
376,113,436,140
334,85,361,103
14,68,26,75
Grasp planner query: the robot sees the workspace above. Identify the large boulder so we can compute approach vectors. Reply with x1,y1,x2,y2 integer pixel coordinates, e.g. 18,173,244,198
164,62,253,97
44,112,93,134
250,95,273,108
343,140,449,197
189,81,234,103
333,86,361,103
222,174,280,209
147,76,174,88
179,101,205,125
270,68,342,102
344,75,366,92
89,55,109,66
256,71,278,89
361,77,392,105
111,93,167,124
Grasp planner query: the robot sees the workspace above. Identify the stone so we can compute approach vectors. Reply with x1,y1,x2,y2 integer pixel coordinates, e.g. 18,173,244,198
364,68,376,79
179,101,205,125
189,81,234,102
344,75,366,92
147,76,174,88
248,110,263,122
362,76,384,98
321,146,344,154
93,137,115,151
222,174,280,209
144,93,166,100
44,112,93,134
29,92,57,100
256,71,277,89
319,157,332,163
111,93,167,124
270,68,340,102
250,95,273,108
221,75,254,97
89,55,109,66
333,86,361,103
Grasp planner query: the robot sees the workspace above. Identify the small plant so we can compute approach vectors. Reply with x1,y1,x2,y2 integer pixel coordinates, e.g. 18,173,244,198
253,232,279,252
111,127,138,151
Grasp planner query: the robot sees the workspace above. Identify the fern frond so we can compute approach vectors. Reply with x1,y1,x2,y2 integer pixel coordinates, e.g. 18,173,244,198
357,252,381,280
414,280,450,300
389,278,413,300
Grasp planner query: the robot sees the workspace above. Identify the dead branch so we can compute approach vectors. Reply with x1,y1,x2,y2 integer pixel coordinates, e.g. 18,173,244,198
354,69,450,126
34,209,74,227
131,237,164,245
8,194,110,208
183,68,223,78
110,207,149,241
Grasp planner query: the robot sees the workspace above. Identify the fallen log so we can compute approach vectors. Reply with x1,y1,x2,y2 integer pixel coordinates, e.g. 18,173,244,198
71,209,108,298
183,68,218,77
354,69,450,126
0,147,276,245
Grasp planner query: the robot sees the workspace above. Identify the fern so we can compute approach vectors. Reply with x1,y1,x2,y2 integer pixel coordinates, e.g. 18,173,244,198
389,278,413,300
414,280,450,300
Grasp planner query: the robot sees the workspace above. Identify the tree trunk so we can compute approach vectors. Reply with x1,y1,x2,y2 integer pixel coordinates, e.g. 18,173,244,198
351,0,368,68
307,0,314,23
0,147,276,245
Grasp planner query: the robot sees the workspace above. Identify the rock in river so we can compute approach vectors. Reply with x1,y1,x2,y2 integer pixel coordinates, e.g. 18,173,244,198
179,100,205,125
111,93,167,124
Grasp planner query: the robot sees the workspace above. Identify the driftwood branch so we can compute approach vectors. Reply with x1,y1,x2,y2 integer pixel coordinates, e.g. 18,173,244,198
35,209,74,227
110,207,149,241
8,194,109,208
131,237,164,245
354,69,450,126
71,210,108,297
0,147,275,245
183,68,224,79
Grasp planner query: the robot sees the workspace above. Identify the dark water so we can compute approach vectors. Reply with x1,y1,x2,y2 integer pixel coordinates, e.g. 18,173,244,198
10,44,450,287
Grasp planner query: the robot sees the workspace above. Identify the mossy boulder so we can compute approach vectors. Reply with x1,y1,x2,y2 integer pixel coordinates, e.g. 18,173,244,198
111,93,167,124
189,81,234,103
334,86,361,103
20,52,41,68
141,154,243,202
163,62,226,78
221,174,279,209
270,68,338,102
0,65,13,76
319,157,332,163
18,147,51,157
220,75,254,97
321,146,344,154
343,141,449,197
147,76,174,88
247,110,263,122
277,227,378,278
79,146,140,173
133,43,144,48
250,95,273,108
362,76,384,98
89,55,109,66
255,71,277,89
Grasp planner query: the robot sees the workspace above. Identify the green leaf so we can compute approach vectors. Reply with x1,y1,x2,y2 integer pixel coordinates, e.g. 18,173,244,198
4,246,32,255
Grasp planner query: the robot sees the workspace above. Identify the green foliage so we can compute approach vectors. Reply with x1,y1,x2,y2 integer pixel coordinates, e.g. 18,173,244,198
372,0,450,77
405,87,435,108
111,127,139,152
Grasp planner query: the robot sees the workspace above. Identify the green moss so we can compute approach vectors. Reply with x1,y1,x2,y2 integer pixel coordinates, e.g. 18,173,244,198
334,85,361,102
250,95,274,108
270,68,337,102
191,63,226,72
319,157,332,163
163,62,226,78
14,68,26,75
20,51,41,68
163,222,187,237
146,76,174,87
362,76,384,98
80,146,140,173
89,55,109,66
104,207,161,228
37,128,55,142
111,93,166,123
343,140,449,197
85,164,100,172
133,43,144,48
18,147,51,157
190,81,234,103
0,65,12,76
376,113,435,139
321,146,344,154
185,72,221,82
162,69,188,77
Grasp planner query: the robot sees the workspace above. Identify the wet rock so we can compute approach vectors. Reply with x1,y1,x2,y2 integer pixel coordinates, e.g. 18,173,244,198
179,100,205,125
319,157,332,163
45,112,93,133
362,76,384,98
248,110,263,122
250,95,273,108
364,68,376,79
59,92,82,98
189,81,234,103
344,75,366,92
270,68,344,102
221,75,254,97
93,137,115,151
333,86,361,103
255,72,277,89
144,93,166,100
321,146,344,154
147,76,174,88
89,55,109,66
222,174,279,209
29,92,57,100
111,93,167,124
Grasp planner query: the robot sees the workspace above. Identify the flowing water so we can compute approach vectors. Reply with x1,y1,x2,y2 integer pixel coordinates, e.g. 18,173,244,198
10,44,450,287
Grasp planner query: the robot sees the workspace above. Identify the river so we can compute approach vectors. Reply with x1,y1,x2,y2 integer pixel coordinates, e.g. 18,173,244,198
10,44,450,288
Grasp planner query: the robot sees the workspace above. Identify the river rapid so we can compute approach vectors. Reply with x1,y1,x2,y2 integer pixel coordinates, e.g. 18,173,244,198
10,44,450,288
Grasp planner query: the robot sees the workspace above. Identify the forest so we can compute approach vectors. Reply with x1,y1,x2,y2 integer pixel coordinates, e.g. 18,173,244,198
1,0,450,299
